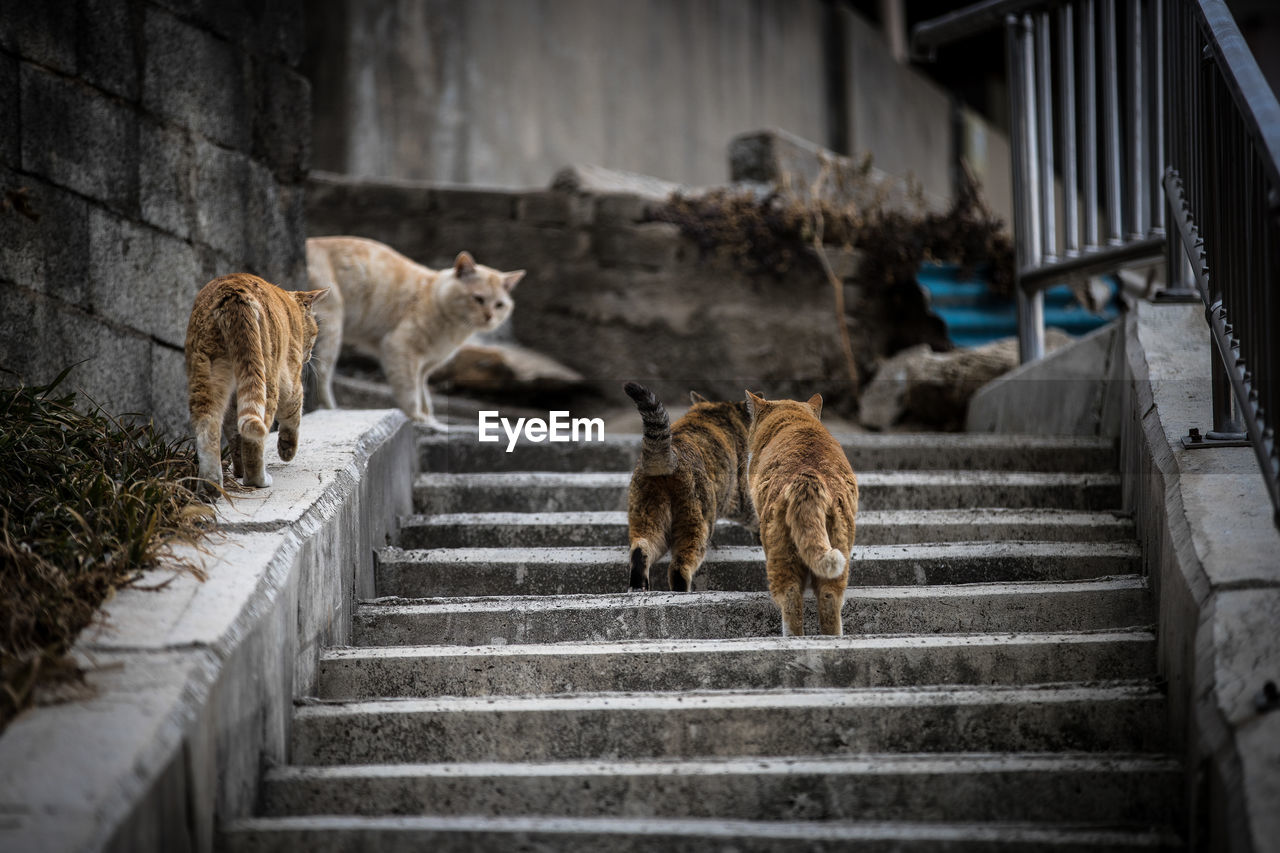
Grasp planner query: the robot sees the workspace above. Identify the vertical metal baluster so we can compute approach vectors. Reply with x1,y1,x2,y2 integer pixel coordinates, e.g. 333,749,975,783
1101,0,1123,244
1059,4,1080,257
1082,0,1099,250
1129,0,1147,238
1008,13,1045,363
1037,12,1057,262
1150,0,1166,235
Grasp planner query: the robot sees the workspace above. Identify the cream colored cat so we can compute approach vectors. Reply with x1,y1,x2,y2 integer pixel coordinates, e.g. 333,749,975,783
306,236,524,430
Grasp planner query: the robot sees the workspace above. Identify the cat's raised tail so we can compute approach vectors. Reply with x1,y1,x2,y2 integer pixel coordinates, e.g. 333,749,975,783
624,382,678,475
783,474,846,579
215,290,270,441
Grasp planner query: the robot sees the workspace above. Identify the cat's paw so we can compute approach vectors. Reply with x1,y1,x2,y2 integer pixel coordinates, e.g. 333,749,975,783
413,415,449,433
242,471,273,489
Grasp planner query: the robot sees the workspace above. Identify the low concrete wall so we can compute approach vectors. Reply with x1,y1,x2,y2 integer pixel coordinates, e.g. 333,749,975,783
968,301,1280,851
0,409,413,853
966,320,1125,437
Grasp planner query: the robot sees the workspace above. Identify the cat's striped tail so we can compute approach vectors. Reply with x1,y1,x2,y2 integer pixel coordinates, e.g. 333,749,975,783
785,474,846,579
216,291,270,441
623,382,677,475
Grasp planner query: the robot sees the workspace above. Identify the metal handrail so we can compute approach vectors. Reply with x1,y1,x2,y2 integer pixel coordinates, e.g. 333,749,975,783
913,0,1280,524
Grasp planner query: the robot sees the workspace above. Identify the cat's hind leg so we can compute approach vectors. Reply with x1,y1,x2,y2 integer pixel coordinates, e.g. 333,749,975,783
277,378,304,462
668,512,711,592
814,573,848,636
627,494,669,591
188,355,233,499
764,530,807,636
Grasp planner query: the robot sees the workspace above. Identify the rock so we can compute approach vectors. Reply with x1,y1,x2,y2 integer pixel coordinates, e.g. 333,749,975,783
860,330,1072,431
550,164,691,202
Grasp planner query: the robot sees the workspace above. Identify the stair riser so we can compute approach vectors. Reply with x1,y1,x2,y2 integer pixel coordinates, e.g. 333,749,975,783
223,824,1181,853
413,482,1121,514
318,638,1155,699
291,698,1168,764
261,767,1180,824
399,518,1133,549
418,435,1117,474
355,588,1153,645
374,552,1140,598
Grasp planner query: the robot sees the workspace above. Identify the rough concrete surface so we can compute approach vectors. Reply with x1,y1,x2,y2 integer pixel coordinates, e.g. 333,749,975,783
0,409,413,853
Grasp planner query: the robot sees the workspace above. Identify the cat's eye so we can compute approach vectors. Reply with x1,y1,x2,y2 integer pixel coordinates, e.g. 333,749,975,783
472,295,485,305
495,301,507,309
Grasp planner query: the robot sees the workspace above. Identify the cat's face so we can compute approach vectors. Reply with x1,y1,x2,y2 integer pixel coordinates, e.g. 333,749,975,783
447,251,524,331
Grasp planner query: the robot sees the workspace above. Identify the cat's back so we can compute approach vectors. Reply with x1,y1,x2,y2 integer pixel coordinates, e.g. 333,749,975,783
307,236,430,334
188,274,299,353
753,410,855,493
308,236,427,289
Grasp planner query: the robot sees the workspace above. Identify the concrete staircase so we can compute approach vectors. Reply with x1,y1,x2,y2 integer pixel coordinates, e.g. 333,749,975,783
223,431,1183,851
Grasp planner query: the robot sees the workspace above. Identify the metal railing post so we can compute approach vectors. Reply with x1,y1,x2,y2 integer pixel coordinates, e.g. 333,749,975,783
1008,13,1045,363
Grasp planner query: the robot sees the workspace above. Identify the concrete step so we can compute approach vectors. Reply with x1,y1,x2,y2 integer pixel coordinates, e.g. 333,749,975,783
316,631,1156,699
399,508,1135,549
374,542,1142,597
419,429,1118,474
259,753,1181,825
290,683,1169,764
223,814,1183,852
354,579,1154,646
413,470,1122,513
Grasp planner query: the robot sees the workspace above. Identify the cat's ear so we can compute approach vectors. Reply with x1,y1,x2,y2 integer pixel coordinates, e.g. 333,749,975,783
745,390,766,421
806,393,823,419
293,288,328,308
502,270,525,292
689,391,709,404
454,251,477,278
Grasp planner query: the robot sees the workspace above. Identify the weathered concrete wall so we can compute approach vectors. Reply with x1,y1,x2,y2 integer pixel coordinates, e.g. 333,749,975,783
0,409,414,853
0,1,309,436
303,0,970,205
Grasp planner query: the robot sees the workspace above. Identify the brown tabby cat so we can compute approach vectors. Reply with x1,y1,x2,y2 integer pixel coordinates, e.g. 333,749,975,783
625,382,754,592
745,391,858,636
306,236,524,431
185,274,327,497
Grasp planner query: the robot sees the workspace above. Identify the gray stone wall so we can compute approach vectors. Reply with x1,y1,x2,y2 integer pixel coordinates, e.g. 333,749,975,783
0,1,309,436
303,0,976,208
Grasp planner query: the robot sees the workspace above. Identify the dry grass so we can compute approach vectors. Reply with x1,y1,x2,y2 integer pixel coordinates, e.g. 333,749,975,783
0,368,212,733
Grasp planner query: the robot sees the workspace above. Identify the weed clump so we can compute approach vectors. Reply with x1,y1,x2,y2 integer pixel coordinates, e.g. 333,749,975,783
1,369,210,732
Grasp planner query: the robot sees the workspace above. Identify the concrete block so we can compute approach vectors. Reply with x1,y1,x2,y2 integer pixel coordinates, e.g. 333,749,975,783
149,341,189,438
80,0,140,100
251,62,310,183
0,171,91,303
193,137,249,259
593,223,684,270
6,1,76,74
967,321,1122,436
516,190,593,226
142,7,249,151
20,63,138,212
306,171,437,217
88,207,200,348
430,221,590,272
593,193,654,225
432,187,517,220
138,117,196,239
244,160,306,288
0,279,153,416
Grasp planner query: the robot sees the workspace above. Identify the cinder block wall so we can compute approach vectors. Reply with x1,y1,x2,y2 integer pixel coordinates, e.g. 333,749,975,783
0,2,309,436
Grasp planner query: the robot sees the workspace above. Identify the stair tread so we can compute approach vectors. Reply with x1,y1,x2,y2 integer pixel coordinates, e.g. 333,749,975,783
361,576,1150,612
224,813,1180,846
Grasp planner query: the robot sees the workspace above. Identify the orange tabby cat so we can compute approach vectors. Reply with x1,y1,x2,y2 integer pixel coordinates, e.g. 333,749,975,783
306,236,524,431
745,391,858,636
185,274,327,497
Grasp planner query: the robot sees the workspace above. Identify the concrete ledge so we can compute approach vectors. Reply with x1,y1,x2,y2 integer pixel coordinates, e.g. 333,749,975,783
0,409,414,853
